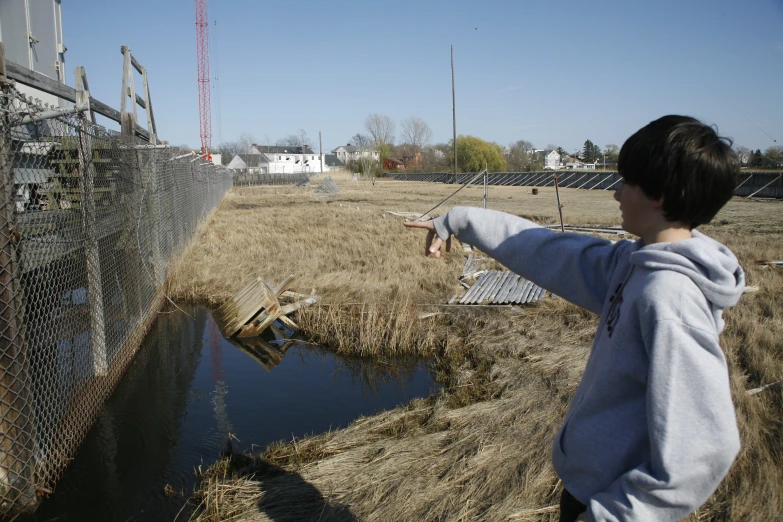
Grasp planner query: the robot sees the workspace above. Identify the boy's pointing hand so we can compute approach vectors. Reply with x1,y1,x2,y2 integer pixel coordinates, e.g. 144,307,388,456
404,220,452,259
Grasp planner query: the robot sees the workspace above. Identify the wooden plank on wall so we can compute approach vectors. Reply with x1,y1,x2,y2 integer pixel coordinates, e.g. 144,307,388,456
5,59,150,141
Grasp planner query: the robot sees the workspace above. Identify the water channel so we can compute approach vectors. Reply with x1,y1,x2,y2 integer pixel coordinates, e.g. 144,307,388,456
22,305,439,522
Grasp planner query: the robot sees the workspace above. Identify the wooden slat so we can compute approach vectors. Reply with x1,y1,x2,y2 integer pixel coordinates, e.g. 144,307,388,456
496,274,519,304
527,285,542,303
469,272,493,304
511,280,533,304
461,253,474,276
459,271,490,304
487,271,510,302
476,272,502,303
120,46,144,74
519,281,537,304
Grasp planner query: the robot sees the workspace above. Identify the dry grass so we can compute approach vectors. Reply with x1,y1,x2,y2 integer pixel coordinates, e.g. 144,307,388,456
172,178,783,521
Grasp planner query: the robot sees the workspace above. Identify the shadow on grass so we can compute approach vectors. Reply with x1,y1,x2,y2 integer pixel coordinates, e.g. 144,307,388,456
249,461,357,522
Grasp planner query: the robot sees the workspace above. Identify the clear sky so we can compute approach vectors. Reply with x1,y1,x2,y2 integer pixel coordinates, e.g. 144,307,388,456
61,0,783,155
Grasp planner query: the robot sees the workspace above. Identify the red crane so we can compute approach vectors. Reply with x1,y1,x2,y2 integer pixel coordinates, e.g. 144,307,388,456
194,0,212,160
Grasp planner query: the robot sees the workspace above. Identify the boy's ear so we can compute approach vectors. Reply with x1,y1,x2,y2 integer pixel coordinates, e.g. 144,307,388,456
650,196,664,210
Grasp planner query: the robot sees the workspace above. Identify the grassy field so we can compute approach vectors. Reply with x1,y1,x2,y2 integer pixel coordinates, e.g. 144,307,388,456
170,172,783,521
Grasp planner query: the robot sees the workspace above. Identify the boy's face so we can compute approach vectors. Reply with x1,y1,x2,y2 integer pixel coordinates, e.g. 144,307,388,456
613,181,661,237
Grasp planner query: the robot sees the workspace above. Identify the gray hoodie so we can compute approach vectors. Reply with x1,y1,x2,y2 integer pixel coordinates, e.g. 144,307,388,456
433,207,744,522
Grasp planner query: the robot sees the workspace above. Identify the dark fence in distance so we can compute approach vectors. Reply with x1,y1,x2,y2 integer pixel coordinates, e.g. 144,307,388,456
232,173,310,186
387,171,783,199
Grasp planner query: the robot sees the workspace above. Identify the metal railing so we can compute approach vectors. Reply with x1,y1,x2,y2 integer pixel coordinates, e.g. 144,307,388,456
0,82,232,515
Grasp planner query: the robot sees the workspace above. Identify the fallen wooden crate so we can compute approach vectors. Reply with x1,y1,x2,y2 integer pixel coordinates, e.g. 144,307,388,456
212,275,319,339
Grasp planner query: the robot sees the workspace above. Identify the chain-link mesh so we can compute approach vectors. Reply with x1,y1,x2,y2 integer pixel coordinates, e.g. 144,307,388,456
0,83,232,516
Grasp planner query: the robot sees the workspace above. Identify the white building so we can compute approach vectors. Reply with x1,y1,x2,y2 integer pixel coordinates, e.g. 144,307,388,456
0,0,68,109
331,144,379,165
226,146,327,174
543,150,561,169
565,161,597,170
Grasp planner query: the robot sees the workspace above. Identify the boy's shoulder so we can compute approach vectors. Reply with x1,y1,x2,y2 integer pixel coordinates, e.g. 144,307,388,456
631,268,714,325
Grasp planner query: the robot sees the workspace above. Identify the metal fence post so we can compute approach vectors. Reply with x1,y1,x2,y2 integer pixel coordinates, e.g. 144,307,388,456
0,44,38,514
76,89,108,376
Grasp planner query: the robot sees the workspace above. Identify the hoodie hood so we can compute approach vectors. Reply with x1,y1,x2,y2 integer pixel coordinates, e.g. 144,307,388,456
629,230,745,308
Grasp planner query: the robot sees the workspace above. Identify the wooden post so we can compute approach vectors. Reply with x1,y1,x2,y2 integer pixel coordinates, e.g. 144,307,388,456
76,86,108,376
0,42,38,513
483,162,487,209
74,66,97,125
141,66,156,144
119,47,137,138
554,173,565,233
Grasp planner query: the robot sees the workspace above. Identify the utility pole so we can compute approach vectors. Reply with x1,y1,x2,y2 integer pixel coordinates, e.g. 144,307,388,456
451,45,457,182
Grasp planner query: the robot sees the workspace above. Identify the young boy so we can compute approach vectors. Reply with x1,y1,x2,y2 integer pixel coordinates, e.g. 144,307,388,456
405,115,744,521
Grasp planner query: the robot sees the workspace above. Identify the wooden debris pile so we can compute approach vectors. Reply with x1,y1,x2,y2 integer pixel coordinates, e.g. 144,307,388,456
449,243,548,306
213,275,319,339
212,275,319,371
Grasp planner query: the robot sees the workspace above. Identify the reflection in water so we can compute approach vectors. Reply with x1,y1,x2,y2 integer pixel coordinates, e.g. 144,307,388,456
208,320,233,444
21,305,438,522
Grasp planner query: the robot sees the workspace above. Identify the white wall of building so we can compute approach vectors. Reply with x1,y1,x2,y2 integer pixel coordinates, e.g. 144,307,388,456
0,0,68,108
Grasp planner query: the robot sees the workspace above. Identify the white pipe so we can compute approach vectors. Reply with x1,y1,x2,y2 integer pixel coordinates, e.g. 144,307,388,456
18,103,88,124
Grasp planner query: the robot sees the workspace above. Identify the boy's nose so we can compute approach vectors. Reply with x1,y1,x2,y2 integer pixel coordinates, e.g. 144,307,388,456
613,188,621,202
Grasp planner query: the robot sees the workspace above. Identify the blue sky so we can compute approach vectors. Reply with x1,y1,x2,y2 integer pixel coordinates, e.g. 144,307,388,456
62,0,783,155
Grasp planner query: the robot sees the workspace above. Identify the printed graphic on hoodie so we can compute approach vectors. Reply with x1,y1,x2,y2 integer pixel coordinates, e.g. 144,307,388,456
606,282,624,338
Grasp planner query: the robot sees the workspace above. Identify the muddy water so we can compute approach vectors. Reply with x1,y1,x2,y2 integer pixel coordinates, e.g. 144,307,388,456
23,305,439,522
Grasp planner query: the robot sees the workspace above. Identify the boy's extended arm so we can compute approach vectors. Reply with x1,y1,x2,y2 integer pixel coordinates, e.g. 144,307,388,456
587,319,740,521
432,206,634,314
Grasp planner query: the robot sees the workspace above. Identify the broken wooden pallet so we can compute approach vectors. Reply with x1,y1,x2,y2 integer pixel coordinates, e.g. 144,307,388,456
457,270,547,305
213,275,319,339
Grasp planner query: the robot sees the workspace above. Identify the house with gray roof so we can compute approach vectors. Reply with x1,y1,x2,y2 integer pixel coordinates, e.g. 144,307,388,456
331,144,380,165
226,148,329,174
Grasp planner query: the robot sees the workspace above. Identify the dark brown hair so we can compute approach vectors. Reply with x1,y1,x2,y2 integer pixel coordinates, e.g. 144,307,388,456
618,115,738,228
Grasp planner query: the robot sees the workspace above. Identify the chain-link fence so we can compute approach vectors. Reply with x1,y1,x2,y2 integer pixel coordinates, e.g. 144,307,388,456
232,172,310,186
0,82,232,515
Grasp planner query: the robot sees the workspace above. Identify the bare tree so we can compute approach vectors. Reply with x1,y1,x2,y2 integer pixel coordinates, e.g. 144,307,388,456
505,140,534,171
735,146,751,166
238,132,257,154
277,129,313,151
351,133,372,150
400,116,433,154
215,141,241,164
364,114,396,148
351,133,377,182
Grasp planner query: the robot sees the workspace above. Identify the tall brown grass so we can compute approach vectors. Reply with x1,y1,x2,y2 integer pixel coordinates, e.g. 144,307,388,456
171,179,783,521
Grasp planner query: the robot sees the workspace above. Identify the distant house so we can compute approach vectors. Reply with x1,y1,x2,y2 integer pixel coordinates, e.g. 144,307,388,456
323,154,345,168
565,161,597,170
226,145,327,174
402,152,423,170
383,158,405,170
542,150,561,169
332,144,380,165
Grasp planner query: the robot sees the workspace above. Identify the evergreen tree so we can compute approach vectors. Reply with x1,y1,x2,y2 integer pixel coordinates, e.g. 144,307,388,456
583,140,602,163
